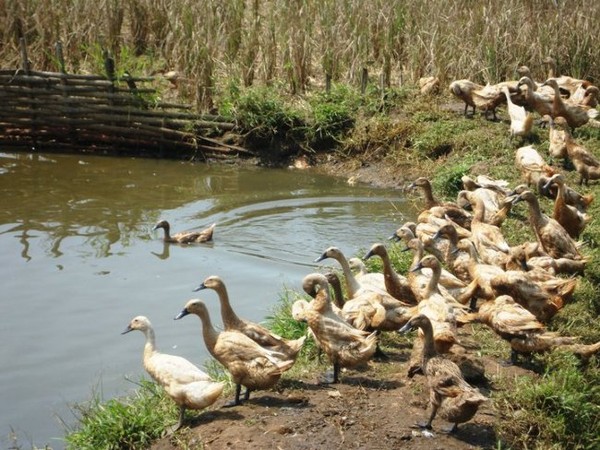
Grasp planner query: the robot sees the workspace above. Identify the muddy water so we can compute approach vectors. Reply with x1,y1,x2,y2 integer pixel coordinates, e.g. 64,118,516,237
0,152,417,449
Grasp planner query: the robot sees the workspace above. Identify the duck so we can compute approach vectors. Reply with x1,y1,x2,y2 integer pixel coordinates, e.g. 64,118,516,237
175,299,295,406
362,243,418,304
547,115,569,165
542,173,590,239
122,316,224,432
542,57,586,97
515,145,557,191
401,238,472,304
390,221,447,263
194,275,305,359
487,269,575,322
410,255,469,353
419,76,440,95
502,85,533,139
314,246,388,298
513,189,583,260
408,177,472,229
542,78,598,129
460,295,572,364
296,273,378,383
516,76,554,117
347,257,386,288
466,295,600,363
399,314,487,432
430,224,473,282
465,192,511,268
506,242,586,276
552,116,600,185
152,220,216,244
449,79,510,120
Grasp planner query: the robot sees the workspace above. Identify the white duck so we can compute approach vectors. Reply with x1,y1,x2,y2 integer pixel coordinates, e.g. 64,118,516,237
122,316,224,432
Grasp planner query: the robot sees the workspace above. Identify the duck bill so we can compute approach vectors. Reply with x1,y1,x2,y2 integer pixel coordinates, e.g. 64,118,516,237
398,321,414,334
121,325,134,335
174,309,190,320
314,253,327,263
193,282,207,292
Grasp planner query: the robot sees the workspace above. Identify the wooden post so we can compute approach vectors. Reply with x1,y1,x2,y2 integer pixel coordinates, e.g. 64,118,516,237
55,41,66,74
325,73,332,94
360,67,368,94
19,38,30,75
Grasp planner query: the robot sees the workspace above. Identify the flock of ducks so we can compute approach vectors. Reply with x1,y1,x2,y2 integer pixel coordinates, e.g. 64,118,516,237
449,56,599,137
122,61,600,437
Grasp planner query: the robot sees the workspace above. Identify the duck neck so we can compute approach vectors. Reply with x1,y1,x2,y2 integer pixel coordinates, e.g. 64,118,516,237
379,249,402,287
419,320,437,363
329,279,345,309
421,184,437,209
337,255,362,298
195,309,219,354
313,285,332,313
161,224,172,241
424,264,441,298
524,196,546,231
142,327,157,365
214,284,243,330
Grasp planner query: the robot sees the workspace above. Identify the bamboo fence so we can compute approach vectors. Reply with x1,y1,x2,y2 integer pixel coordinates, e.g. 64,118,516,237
0,40,253,159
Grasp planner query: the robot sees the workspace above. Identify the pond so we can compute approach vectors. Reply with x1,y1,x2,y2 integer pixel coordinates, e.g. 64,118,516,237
0,152,417,449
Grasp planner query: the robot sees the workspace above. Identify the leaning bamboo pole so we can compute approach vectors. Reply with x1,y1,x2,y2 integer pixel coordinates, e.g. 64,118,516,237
0,41,253,159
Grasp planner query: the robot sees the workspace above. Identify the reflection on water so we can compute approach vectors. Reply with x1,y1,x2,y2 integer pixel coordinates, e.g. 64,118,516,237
0,152,416,449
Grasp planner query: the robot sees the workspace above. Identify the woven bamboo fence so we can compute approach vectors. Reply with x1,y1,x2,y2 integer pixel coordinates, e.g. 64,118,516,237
0,40,253,159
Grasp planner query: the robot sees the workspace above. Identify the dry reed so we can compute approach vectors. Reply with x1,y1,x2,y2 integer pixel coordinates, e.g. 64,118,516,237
1,0,599,110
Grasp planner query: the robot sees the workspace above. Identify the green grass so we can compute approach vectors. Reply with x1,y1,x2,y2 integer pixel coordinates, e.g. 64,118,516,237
64,379,175,450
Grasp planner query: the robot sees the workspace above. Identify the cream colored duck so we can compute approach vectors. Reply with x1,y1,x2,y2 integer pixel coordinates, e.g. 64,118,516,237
401,238,472,304
175,299,294,406
513,189,583,260
552,116,600,185
314,246,388,298
488,269,576,322
465,295,600,363
409,255,468,353
542,173,590,239
122,316,224,431
515,145,557,190
502,86,533,139
194,275,306,359
399,314,487,432
297,273,378,383
409,177,472,229
516,76,554,117
431,224,473,282
507,242,587,276
542,78,598,129
449,79,507,120
466,192,511,268
547,115,568,165
347,257,386,288
153,220,216,244
362,242,418,304
542,57,586,97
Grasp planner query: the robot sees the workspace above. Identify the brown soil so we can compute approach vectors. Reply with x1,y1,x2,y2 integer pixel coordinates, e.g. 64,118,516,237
150,325,533,450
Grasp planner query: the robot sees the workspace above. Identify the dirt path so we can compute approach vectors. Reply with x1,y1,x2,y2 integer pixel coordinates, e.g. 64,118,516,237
150,326,532,450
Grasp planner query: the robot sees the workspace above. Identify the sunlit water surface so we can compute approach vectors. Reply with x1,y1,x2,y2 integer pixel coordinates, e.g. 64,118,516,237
0,152,417,449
